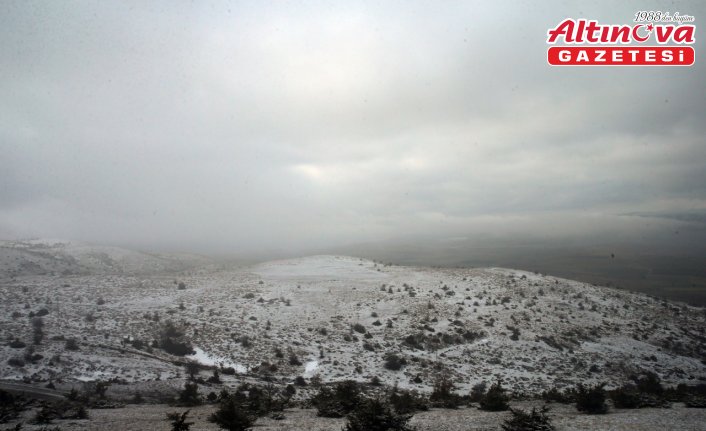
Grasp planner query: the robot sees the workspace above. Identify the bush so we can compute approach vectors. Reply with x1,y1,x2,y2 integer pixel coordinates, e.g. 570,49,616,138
131,392,145,404
389,387,429,414
177,383,202,406
479,382,510,411
541,387,573,404
352,323,366,334
502,405,555,431
313,381,361,417
184,361,200,380
209,396,256,431
429,375,462,408
634,372,664,395
8,339,26,349
610,386,642,409
575,383,608,414
0,389,27,424
33,406,56,424
245,385,285,416
685,396,706,408
344,397,412,431
65,338,79,351
158,321,195,356
167,410,193,431
7,358,25,367
161,338,194,356
384,353,406,371
610,383,668,409
469,381,487,403
32,317,44,345
207,369,221,384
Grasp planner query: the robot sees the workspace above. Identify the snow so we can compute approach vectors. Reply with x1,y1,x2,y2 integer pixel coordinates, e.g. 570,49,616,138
303,360,319,377
188,347,247,373
0,247,704,396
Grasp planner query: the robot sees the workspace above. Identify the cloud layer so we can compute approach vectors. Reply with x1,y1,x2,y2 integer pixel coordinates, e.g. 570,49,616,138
1,1,705,256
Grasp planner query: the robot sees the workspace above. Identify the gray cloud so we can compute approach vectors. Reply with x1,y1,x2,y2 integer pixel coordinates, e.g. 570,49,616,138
1,0,705,256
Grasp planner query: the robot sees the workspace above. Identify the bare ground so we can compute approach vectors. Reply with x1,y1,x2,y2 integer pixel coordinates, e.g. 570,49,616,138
5,402,706,431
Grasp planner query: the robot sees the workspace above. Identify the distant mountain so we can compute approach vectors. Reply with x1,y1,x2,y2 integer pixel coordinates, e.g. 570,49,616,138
0,239,209,277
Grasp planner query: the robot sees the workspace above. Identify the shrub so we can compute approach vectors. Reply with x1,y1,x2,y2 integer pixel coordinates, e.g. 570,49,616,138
502,405,555,431
479,382,510,411
7,358,25,367
389,387,429,414
469,381,487,402
31,317,44,345
541,387,573,404
184,361,200,380
177,383,202,406
429,375,462,408
209,396,256,431
0,389,27,424
245,385,285,416
575,383,608,414
66,388,80,401
384,353,407,371
33,406,56,424
131,392,145,404
313,381,361,417
167,410,193,431
207,369,221,384
65,338,79,351
221,366,236,376
8,339,26,349
685,396,706,408
634,372,663,395
161,338,194,356
158,321,194,356
610,382,668,409
343,397,412,431
92,380,110,399
352,323,366,334
610,385,642,409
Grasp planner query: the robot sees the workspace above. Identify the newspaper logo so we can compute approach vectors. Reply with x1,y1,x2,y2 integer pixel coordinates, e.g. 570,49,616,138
547,12,696,66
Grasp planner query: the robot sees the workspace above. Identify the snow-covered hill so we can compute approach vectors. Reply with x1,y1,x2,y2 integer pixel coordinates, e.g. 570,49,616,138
0,239,208,277
0,252,704,396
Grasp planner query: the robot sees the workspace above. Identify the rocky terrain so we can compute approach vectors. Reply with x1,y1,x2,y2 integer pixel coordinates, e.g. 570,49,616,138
1,240,705,429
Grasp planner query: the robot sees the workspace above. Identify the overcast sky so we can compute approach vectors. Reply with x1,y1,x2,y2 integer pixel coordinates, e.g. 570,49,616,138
1,1,705,256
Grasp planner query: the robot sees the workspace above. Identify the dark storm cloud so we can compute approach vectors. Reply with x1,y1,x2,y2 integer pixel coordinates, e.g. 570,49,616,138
1,0,705,255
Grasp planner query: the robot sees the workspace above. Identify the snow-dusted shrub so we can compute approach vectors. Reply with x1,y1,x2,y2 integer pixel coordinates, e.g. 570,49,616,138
502,405,555,431
575,383,608,414
478,382,510,411
343,397,412,431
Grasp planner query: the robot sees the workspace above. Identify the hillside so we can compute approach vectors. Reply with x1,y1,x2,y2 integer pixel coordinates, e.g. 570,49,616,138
1,252,704,397
0,239,209,277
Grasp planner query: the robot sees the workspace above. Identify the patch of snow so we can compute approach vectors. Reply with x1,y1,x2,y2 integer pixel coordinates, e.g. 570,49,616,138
303,360,319,377
188,347,247,373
